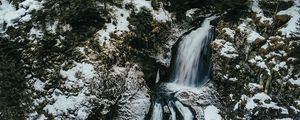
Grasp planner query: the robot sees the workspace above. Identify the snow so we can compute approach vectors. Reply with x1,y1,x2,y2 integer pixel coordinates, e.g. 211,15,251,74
123,0,171,21
43,88,91,119
245,92,271,110
257,61,271,75
97,0,171,45
125,0,152,10
289,78,300,86
97,7,130,45
229,77,238,82
277,0,300,37
36,62,97,119
32,78,45,91
250,0,273,24
237,19,265,43
272,62,287,71
261,42,269,49
204,105,222,120
186,8,199,18
0,0,44,32
234,92,289,114
247,31,265,43
248,56,271,75
248,83,263,92
238,22,248,32
103,64,150,119
27,112,47,120
46,21,59,34
216,40,239,58
276,118,293,120
29,27,44,40
223,28,235,38
296,100,300,105
60,62,96,89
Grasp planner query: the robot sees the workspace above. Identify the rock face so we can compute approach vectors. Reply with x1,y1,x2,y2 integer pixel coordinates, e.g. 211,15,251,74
0,0,299,119
211,0,300,119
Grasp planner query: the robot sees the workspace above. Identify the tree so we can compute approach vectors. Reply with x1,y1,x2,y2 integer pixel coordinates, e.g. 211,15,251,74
291,16,300,72
0,38,31,119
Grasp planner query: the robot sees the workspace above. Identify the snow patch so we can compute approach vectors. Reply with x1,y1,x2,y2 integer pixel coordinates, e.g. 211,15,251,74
204,105,222,120
43,88,92,119
46,21,59,34
0,0,44,32
217,40,239,58
223,28,235,38
289,78,300,86
186,8,199,18
272,62,287,71
32,78,45,91
247,31,265,43
248,56,271,75
97,7,130,45
277,0,300,37
60,62,96,89
124,0,171,21
236,93,289,114
250,0,273,24
37,62,97,119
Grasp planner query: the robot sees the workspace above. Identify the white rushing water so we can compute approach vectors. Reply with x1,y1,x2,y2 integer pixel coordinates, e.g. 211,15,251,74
150,101,163,120
174,101,193,120
172,16,215,87
168,101,177,120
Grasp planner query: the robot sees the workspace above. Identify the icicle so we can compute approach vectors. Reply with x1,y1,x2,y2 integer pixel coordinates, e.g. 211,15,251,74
155,69,160,84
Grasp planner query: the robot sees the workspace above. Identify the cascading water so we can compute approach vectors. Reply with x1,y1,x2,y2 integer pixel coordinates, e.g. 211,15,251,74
149,16,216,120
172,17,215,87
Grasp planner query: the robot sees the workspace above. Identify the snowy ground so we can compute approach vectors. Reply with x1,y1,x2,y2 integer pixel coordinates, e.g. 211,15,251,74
0,0,44,33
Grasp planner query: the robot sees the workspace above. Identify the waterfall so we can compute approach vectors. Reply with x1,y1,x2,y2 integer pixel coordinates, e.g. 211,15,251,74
168,101,176,120
172,16,215,87
149,16,216,120
150,101,163,120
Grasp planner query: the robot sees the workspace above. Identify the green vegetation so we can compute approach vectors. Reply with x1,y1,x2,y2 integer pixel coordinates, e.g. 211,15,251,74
163,0,250,21
0,38,32,119
126,7,171,52
1,0,108,117
291,17,300,73
259,0,294,17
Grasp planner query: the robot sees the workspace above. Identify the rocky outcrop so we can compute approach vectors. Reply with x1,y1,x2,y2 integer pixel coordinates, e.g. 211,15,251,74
211,0,300,119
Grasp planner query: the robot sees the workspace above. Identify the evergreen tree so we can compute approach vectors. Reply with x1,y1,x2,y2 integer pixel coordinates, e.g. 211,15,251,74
291,15,300,72
0,38,31,119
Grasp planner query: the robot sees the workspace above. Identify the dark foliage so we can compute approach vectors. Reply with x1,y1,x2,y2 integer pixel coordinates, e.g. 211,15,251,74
0,38,31,119
127,7,171,51
259,0,294,17
162,0,250,21
291,17,300,72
